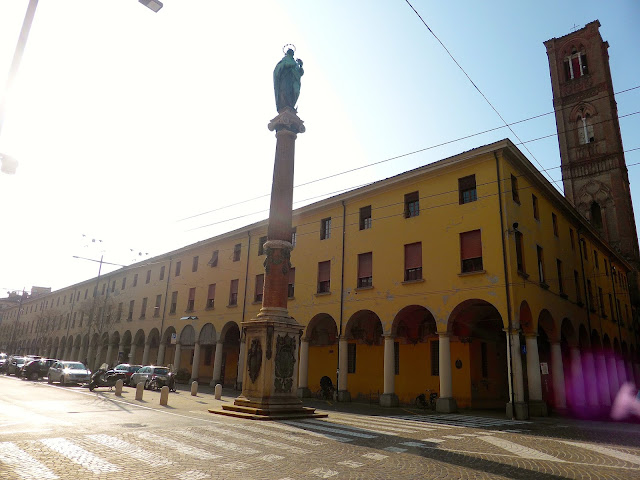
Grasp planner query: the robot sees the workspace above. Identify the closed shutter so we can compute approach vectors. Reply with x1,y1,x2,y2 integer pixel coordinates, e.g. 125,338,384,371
358,253,372,279
318,261,330,282
460,230,482,260
404,243,422,269
207,284,216,299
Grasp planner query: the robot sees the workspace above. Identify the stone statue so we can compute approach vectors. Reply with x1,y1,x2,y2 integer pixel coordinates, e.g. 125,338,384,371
273,48,303,113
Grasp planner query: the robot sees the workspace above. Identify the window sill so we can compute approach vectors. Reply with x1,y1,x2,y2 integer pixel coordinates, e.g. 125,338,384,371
402,278,425,285
355,286,374,291
539,282,549,290
169,312,176,316
517,271,529,279
227,304,238,308
288,296,295,300
315,291,331,297
458,270,486,277
252,300,262,305
139,316,146,320
204,306,215,311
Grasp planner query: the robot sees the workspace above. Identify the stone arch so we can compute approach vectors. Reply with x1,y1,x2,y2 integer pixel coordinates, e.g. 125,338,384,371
198,323,216,345
119,330,132,364
538,309,557,342
560,318,577,347
179,325,196,346
195,323,217,381
518,301,534,334
570,102,597,122
345,310,383,345
219,322,240,343
304,313,338,345
131,329,146,364
161,326,177,367
110,330,121,347
391,305,436,343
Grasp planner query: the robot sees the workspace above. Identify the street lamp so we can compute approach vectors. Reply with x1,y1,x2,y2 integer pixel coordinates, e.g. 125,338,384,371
139,0,163,12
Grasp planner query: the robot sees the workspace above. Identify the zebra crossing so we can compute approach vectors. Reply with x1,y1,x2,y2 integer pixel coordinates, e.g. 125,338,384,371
0,412,639,479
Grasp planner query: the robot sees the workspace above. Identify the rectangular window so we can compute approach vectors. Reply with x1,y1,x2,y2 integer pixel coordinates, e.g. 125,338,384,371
187,287,196,311
233,244,241,262
593,250,599,270
598,287,605,317
404,242,423,281
557,259,564,295
85,289,88,299
587,280,595,312
511,175,520,203
133,274,138,287
404,191,419,218
140,297,147,319
160,265,165,280
608,294,614,321
320,217,331,240
552,213,558,236
394,341,400,375
117,303,122,322
203,283,216,309
460,230,483,273
570,229,575,250
192,256,199,272
537,245,546,284
208,250,219,267
357,252,373,288
515,231,525,273
255,274,264,302
229,279,239,306
101,284,105,296
170,291,178,314
318,261,331,293
359,205,372,230
288,268,296,298
127,300,134,321
532,194,539,220
72,312,77,327
175,261,182,276
347,343,356,374
291,227,297,248
122,277,126,290
111,280,115,293
145,270,151,284
154,294,161,317
458,174,477,204
258,236,267,255
481,342,488,378
430,340,439,376
574,270,582,304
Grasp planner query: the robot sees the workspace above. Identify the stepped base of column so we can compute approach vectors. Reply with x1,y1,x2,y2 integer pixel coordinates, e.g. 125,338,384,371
506,401,529,420
297,386,312,398
337,390,351,402
436,397,457,413
527,400,548,417
210,396,327,420
380,393,399,407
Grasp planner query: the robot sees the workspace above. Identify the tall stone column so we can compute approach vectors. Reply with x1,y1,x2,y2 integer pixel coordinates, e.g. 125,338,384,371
117,342,125,364
337,337,350,402
86,343,95,369
191,341,201,383
507,331,528,419
569,347,586,407
157,343,166,366
236,338,246,390
129,344,137,365
142,342,150,366
582,351,600,407
211,340,224,386
525,334,547,416
105,342,114,367
380,335,399,407
550,342,566,409
436,332,457,413
297,339,311,397
596,351,612,406
173,342,182,371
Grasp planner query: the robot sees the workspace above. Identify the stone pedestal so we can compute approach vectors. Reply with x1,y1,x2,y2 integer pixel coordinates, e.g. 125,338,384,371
506,401,529,420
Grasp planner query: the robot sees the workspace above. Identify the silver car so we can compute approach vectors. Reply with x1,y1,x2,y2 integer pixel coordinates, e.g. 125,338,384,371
47,361,91,385
129,366,171,389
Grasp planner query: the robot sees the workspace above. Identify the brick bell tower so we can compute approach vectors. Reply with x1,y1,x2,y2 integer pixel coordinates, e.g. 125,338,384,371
544,21,639,265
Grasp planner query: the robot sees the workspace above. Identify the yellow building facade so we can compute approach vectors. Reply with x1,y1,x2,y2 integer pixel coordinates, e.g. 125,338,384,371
2,140,637,419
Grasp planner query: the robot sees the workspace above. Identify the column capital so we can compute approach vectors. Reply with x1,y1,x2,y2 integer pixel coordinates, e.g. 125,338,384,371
268,108,305,134
524,332,539,339
382,334,395,340
438,331,451,338
503,327,521,335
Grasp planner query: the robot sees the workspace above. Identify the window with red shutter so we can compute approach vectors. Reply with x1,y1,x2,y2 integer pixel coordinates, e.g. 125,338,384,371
460,230,483,273
318,261,331,293
404,242,422,281
357,252,372,288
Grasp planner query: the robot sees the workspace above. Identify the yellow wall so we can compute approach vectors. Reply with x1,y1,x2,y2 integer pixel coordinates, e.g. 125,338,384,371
307,345,338,393
347,342,383,400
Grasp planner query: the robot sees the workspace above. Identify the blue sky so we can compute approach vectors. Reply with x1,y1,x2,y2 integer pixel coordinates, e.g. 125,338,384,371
0,0,638,292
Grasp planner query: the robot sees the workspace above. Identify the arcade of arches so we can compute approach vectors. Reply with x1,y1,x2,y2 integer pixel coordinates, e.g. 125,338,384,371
36,299,639,417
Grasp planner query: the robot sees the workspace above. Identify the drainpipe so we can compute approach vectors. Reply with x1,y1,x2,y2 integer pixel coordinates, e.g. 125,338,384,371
495,152,516,419
337,200,347,393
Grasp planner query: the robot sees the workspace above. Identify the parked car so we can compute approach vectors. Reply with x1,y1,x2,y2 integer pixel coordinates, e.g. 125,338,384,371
111,364,142,386
21,358,57,380
47,361,91,385
0,353,7,372
129,366,172,389
5,355,28,376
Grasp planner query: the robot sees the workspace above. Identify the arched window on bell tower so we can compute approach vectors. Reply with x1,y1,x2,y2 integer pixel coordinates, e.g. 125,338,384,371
590,201,604,234
564,48,588,80
578,113,595,144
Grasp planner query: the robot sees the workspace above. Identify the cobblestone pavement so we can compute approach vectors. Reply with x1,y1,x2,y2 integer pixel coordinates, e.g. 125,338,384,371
1,375,639,479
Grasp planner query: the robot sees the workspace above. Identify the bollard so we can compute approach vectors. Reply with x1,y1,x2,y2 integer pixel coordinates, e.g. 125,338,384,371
160,385,169,406
191,381,198,396
115,379,123,396
214,383,222,400
135,381,144,401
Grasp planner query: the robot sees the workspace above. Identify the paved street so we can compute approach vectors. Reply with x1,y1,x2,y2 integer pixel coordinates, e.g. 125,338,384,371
1,375,639,479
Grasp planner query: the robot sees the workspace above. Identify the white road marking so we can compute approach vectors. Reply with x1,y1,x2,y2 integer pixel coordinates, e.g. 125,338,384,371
175,471,209,480
401,441,434,448
132,431,220,460
339,460,364,468
86,434,172,466
560,440,640,466
40,437,120,473
259,421,352,443
362,452,388,460
220,461,250,470
309,467,339,478
478,436,562,462
225,421,324,446
261,454,285,462
197,425,309,454
320,417,427,435
285,420,376,439
443,435,464,439
420,438,446,443
176,430,259,455
0,442,59,480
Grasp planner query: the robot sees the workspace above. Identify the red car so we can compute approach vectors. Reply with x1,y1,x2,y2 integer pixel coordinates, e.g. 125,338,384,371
112,364,142,386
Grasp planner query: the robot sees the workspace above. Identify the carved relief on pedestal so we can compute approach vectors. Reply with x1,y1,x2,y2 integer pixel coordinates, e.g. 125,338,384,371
247,339,262,383
274,333,296,393
263,241,292,275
